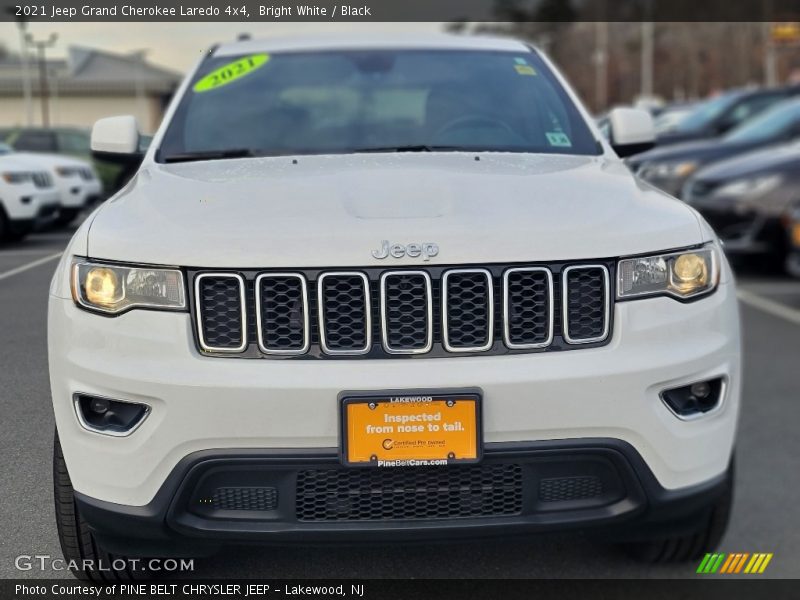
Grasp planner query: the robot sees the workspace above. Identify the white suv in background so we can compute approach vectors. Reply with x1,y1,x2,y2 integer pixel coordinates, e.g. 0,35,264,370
48,35,741,581
0,154,60,241
12,153,102,227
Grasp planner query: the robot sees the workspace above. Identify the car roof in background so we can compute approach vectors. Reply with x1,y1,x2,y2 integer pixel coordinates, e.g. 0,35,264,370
214,33,531,57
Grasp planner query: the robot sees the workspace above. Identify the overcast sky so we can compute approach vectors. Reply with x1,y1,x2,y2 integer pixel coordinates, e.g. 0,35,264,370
0,22,446,72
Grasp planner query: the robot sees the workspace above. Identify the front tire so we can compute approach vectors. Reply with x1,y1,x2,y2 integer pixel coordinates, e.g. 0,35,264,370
622,460,734,563
53,430,150,582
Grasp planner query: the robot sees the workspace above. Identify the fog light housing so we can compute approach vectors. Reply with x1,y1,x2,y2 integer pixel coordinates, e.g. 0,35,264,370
74,394,150,436
660,378,725,419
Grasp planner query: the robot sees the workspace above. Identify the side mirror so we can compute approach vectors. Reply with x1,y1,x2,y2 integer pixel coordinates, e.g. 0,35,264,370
607,107,656,158
91,116,140,156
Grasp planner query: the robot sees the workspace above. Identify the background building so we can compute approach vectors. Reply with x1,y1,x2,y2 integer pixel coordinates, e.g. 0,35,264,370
0,46,180,133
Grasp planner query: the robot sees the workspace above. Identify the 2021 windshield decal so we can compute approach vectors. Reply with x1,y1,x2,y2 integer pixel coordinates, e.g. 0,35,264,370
193,54,270,93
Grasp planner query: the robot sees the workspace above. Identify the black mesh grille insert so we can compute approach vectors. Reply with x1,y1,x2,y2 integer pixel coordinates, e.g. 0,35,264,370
505,269,551,347
257,275,307,353
319,273,369,352
564,267,608,342
296,464,523,522
212,487,278,511
444,270,492,350
382,272,430,352
197,275,244,350
539,476,603,503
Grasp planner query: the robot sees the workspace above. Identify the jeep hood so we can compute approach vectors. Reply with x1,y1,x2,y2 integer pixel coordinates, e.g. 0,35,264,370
86,153,706,267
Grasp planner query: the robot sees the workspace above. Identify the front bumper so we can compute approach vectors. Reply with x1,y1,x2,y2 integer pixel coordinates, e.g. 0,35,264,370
56,178,103,209
49,275,741,509
74,441,733,556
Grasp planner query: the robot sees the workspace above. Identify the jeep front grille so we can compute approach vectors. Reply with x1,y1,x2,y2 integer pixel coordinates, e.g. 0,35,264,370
191,262,612,359
32,172,52,188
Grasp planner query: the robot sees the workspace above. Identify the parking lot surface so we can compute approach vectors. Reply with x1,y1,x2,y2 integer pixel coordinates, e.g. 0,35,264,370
1,226,798,579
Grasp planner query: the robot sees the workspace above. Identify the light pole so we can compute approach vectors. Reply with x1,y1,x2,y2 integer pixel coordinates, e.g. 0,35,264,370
129,49,150,131
24,32,58,128
15,19,33,126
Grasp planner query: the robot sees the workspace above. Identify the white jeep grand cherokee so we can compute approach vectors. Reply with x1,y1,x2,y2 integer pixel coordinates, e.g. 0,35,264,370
48,34,740,580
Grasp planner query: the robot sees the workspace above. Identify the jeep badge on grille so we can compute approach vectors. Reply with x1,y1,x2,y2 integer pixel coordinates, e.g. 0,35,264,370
371,241,439,261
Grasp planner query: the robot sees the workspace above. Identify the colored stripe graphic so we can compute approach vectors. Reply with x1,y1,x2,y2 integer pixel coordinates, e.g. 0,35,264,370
697,554,713,574
734,553,750,573
720,554,736,573
758,554,773,573
697,552,772,574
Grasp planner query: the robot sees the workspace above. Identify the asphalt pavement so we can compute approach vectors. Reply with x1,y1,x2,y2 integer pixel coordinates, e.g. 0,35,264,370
1,225,798,579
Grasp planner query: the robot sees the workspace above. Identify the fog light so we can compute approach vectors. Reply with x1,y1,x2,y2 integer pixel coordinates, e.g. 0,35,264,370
661,378,724,419
89,397,109,414
74,394,150,436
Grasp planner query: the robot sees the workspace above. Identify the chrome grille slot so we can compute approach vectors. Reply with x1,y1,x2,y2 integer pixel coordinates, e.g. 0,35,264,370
562,265,610,344
255,273,309,355
318,272,371,355
195,273,247,353
442,269,493,352
380,271,433,354
503,267,554,349
32,172,52,188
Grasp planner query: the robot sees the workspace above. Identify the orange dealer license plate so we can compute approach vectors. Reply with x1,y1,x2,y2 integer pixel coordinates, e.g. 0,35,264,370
340,392,482,467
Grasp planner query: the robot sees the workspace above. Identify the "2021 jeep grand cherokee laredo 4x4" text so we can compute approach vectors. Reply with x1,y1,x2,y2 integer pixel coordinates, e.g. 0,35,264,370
48,34,740,581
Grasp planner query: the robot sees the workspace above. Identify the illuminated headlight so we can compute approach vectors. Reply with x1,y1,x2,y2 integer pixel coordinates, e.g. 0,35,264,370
617,246,719,300
713,174,783,198
72,260,186,314
639,161,698,180
55,166,81,177
2,171,31,184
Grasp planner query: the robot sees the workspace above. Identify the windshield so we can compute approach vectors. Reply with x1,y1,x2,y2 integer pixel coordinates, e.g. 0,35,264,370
674,94,737,132
158,49,600,160
723,100,800,143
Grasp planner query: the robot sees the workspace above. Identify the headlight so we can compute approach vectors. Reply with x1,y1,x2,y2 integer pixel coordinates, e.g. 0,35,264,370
55,166,81,177
72,260,186,314
639,161,698,180
617,246,719,300
2,171,31,184
713,174,783,198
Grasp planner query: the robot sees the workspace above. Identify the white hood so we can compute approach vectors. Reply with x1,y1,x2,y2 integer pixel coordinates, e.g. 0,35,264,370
85,153,706,267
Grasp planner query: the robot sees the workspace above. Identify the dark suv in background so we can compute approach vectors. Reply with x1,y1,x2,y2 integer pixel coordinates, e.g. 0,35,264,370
656,87,796,146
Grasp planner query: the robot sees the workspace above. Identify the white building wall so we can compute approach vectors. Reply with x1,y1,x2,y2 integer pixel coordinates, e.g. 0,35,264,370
0,94,164,133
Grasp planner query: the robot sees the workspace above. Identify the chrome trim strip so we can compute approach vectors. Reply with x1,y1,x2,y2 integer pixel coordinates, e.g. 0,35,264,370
562,265,611,345
194,273,248,353
317,271,372,355
442,268,494,353
502,267,554,349
659,376,728,422
380,270,433,355
255,273,310,356
72,393,151,438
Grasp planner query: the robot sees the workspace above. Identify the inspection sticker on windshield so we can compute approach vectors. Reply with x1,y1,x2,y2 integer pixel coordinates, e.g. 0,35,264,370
514,64,537,76
193,54,269,93
546,131,572,147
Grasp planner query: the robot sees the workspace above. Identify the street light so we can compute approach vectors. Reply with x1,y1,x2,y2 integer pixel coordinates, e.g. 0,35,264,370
24,32,58,128
14,19,33,126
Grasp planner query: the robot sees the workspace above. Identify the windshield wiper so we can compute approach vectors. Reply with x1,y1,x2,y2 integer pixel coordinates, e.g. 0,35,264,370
350,144,461,153
161,148,256,163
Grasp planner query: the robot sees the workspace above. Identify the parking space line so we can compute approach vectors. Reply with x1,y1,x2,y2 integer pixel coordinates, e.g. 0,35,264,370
737,288,800,326
0,252,62,282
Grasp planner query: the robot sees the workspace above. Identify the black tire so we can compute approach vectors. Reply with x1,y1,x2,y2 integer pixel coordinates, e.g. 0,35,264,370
53,430,153,582
622,460,734,563
0,208,8,242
